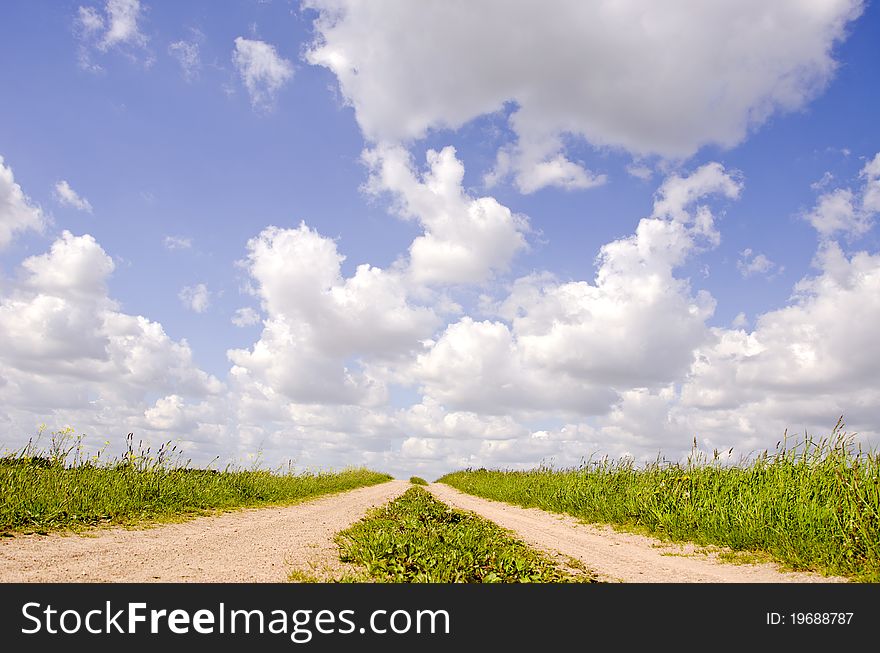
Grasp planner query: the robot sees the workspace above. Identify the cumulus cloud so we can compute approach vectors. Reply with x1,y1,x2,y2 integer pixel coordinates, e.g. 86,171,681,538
597,159,880,461
227,222,439,405
54,180,93,212
0,232,223,448
306,0,862,191
413,316,616,416
679,240,880,445
410,162,741,418
363,145,530,285
737,248,781,278
179,283,211,313
75,0,149,70
232,37,294,111
0,155,46,248
804,155,879,239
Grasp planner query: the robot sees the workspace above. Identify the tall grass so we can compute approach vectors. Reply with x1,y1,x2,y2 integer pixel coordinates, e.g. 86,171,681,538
0,427,392,534
439,418,880,582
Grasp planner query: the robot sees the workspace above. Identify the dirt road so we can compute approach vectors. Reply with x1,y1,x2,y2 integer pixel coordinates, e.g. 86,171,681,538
0,479,850,582
427,483,848,583
0,480,409,582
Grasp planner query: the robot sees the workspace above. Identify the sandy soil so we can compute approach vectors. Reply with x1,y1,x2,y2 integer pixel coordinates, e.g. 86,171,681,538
0,480,409,582
427,483,850,583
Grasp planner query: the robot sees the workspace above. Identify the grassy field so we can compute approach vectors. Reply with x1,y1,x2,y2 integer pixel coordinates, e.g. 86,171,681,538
334,487,594,583
439,419,880,582
0,428,392,535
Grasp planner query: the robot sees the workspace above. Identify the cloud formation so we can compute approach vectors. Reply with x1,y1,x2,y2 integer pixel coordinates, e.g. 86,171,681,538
0,231,223,449
169,38,200,82
232,37,294,111
363,145,530,285
227,222,439,406
231,307,261,328
0,155,46,248
803,154,879,239
75,0,149,70
54,180,93,212
306,0,862,191
179,283,211,313
737,249,781,278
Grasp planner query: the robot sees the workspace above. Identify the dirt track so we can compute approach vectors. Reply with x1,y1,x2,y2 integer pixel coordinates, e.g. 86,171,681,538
0,480,409,582
427,483,849,583
0,479,849,583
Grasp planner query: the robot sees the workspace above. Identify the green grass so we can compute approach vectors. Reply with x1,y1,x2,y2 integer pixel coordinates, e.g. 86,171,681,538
438,418,880,582
409,476,428,486
334,486,596,583
0,428,392,535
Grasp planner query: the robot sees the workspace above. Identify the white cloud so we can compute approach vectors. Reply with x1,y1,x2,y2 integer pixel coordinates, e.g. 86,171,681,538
804,156,879,239
227,222,438,405
811,171,835,191
413,316,616,416
232,37,294,111
169,39,200,82
100,0,147,50
651,162,743,225
179,283,211,313
75,0,149,70
23,231,114,299
411,162,741,417
626,163,654,181
54,180,93,212
0,232,223,445
0,155,46,248
163,235,192,250
804,188,867,239
614,161,880,461
486,144,608,194
679,241,880,440
737,248,781,278
77,6,104,35
306,0,862,191
231,307,261,327
860,152,880,213
363,145,530,285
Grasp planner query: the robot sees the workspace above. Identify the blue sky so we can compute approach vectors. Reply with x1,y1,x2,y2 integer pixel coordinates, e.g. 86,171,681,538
1,0,879,478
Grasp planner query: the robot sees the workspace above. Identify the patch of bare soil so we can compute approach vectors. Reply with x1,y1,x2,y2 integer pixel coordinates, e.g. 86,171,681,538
427,483,850,583
0,480,409,583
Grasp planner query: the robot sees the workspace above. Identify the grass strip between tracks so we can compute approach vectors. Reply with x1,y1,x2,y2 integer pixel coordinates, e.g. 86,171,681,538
332,486,596,583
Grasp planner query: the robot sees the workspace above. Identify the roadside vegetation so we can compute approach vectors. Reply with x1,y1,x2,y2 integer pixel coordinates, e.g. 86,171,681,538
409,476,428,485
333,486,595,582
0,427,392,535
439,418,880,582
